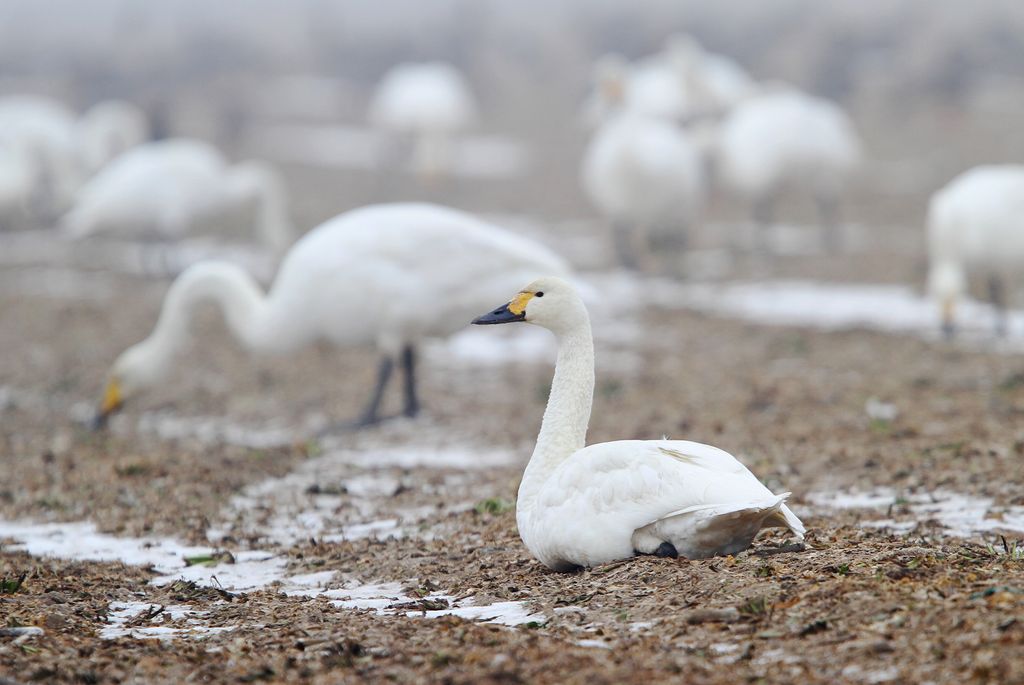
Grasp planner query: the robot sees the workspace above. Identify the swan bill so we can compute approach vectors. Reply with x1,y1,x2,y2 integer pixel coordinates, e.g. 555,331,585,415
91,379,123,429
472,302,526,325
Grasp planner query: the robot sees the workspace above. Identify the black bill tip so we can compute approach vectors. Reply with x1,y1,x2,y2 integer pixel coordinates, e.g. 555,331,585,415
87,411,110,431
472,303,525,325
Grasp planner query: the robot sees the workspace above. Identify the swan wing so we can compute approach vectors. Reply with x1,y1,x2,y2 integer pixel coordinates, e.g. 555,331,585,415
529,439,791,566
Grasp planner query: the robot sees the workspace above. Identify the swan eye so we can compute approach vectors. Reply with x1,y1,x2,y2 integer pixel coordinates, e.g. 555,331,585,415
535,291,544,297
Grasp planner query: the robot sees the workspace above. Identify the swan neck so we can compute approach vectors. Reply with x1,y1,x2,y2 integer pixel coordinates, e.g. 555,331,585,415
141,262,277,372
520,316,595,505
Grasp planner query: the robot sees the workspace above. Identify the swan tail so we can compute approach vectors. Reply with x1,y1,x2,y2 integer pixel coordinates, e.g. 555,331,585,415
634,495,799,559
767,501,806,540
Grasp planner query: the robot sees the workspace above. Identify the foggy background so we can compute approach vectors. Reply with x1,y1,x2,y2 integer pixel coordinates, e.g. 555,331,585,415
3,0,1022,228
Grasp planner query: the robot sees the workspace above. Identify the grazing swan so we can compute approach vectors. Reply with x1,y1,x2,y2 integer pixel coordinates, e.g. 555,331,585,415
715,87,860,249
582,111,704,269
472,277,804,571
369,62,477,180
62,138,293,252
92,203,570,429
927,165,1024,337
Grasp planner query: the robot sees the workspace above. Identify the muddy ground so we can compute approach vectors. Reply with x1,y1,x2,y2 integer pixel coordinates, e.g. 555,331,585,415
2,207,1024,684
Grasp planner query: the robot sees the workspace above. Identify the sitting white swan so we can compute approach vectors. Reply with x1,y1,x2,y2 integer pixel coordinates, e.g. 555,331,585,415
473,277,804,571
927,164,1024,337
92,203,570,429
62,138,293,253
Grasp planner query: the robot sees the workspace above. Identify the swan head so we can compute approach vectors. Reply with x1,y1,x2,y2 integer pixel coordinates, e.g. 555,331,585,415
90,342,167,429
592,54,628,106
472,276,587,334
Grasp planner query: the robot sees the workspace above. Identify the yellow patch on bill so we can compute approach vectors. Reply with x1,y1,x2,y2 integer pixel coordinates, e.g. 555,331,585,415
508,291,534,316
100,378,122,415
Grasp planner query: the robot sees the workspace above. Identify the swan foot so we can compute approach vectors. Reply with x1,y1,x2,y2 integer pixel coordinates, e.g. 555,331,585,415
654,542,679,558
634,541,679,559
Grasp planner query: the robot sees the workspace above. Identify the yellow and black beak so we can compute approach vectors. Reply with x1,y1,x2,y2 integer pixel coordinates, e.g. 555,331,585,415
89,379,123,430
472,292,532,325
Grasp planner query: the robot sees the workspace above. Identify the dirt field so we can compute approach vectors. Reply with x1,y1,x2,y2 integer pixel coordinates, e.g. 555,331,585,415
2,208,1024,683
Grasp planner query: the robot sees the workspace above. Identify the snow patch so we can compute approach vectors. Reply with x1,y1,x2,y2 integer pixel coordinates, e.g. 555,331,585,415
808,489,1024,537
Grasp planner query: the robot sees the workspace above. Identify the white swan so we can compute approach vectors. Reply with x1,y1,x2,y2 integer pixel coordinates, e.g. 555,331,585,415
62,138,293,253
92,203,570,429
581,111,704,269
368,62,477,179
715,87,860,248
0,95,83,216
583,53,690,126
664,34,756,117
927,165,1024,337
0,135,41,227
472,277,804,571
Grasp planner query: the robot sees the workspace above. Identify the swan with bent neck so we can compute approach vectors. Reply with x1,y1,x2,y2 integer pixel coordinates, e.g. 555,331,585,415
473,277,804,571
92,203,569,429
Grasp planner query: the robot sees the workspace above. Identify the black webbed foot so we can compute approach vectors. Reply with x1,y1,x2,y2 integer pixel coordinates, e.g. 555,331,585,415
654,542,678,558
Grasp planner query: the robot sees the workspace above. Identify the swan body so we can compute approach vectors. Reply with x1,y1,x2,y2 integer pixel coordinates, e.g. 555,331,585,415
94,203,570,427
62,138,293,252
717,89,859,208
0,95,83,215
582,112,704,267
717,89,860,202
369,62,477,178
473,277,803,571
927,165,1024,335
0,136,41,225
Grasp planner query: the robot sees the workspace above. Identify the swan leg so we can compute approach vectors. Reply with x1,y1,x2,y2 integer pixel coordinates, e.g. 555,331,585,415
989,275,1008,337
610,221,640,270
401,344,419,418
315,354,396,435
816,190,841,253
337,354,396,429
752,195,775,253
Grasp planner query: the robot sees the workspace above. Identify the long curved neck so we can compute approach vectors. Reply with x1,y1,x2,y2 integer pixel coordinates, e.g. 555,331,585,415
138,261,280,371
519,314,595,509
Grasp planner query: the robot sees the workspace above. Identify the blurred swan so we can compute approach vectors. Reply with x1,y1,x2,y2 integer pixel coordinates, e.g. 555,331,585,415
583,53,689,126
927,165,1024,337
0,136,41,227
472,277,804,571
369,62,477,180
92,203,570,429
664,34,756,117
715,87,860,249
62,138,293,253
0,95,83,216
77,100,150,175
582,111,704,269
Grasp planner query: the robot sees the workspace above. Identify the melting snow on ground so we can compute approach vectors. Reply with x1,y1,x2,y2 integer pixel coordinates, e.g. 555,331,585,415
0,520,542,641
808,488,1024,537
671,280,1024,347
